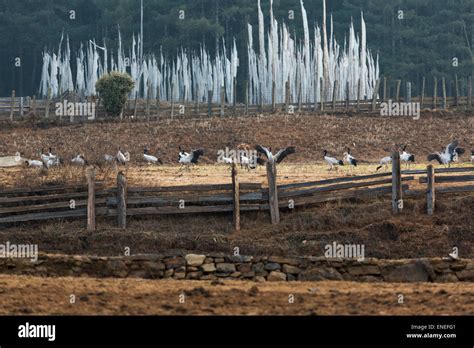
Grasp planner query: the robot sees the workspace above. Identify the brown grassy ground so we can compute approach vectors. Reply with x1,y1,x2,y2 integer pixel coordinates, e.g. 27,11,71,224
0,275,472,315
0,161,437,188
0,112,472,168
0,188,472,259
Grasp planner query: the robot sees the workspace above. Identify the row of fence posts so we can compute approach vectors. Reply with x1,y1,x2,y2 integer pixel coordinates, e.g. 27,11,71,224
9,91,37,121
210,72,462,114
86,167,128,230
6,75,473,122
392,153,437,216
83,160,276,232
83,153,440,231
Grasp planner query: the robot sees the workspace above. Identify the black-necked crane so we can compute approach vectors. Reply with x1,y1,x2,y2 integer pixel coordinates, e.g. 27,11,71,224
255,145,295,165
178,146,204,164
143,149,163,165
376,156,392,171
71,154,86,166
400,145,415,169
239,152,261,170
40,147,56,161
343,148,358,175
220,155,234,164
25,160,44,169
471,150,474,163
40,147,60,168
323,150,344,171
116,148,130,166
427,140,464,167
104,154,115,163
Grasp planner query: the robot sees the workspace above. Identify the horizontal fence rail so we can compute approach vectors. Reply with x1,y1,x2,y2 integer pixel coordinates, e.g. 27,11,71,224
0,163,472,228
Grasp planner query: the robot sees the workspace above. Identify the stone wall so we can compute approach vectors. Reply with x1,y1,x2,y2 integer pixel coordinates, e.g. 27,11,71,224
0,253,473,282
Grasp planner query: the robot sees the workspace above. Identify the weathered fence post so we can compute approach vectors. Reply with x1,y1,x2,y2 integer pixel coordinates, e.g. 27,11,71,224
117,171,127,229
272,81,276,114
332,80,338,111
395,80,401,102
356,79,361,111
9,90,15,122
232,163,240,232
392,152,403,214
233,77,237,117
345,81,350,110
266,160,280,224
95,97,101,120
406,82,411,103
170,86,175,119
32,95,37,118
194,86,199,118
320,78,325,111
427,164,435,215
86,166,96,231
433,76,438,108
156,85,161,119
207,90,213,117
69,92,75,123
45,87,52,119
314,77,318,111
421,77,425,108
20,97,24,118
372,78,381,111
454,74,459,107
468,76,472,108
245,82,249,116
285,81,290,114
146,82,152,121
220,85,225,117
298,81,303,112
442,77,447,109
133,91,138,120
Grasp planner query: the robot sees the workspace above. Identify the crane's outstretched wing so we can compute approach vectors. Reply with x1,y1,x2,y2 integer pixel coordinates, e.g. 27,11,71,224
255,145,271,160
445,141,459,155
274,147,295,164
191,149,204,163
427,153,442,164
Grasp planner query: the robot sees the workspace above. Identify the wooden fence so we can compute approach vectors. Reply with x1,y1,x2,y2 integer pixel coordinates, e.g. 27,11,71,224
0,158,473,230
1,75,473,122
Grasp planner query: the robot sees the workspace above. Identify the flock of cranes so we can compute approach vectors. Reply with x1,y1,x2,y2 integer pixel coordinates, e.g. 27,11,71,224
20,141,472,173
324,141,469,173
21,145,295,171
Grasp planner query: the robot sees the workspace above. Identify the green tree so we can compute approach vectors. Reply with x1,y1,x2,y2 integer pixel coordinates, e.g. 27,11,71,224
95,72,134,117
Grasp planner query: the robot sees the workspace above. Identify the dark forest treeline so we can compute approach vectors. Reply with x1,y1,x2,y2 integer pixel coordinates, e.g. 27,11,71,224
0,0,473,98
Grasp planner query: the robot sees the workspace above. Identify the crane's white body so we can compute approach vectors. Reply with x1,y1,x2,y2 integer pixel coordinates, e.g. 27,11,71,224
71,154,86,166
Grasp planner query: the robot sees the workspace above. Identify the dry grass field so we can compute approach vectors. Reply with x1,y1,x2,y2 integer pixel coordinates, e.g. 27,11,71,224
1,275,473,315
0,112,472,170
